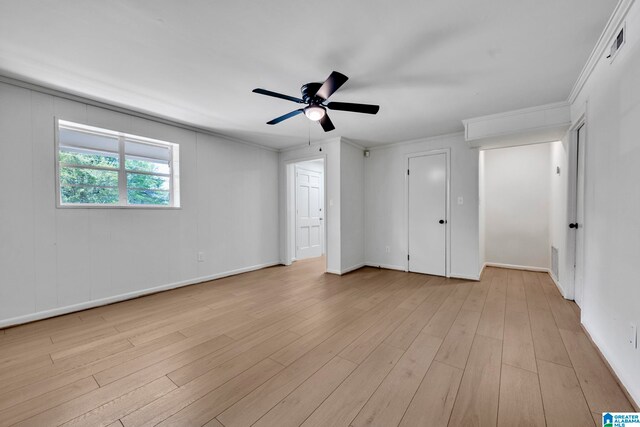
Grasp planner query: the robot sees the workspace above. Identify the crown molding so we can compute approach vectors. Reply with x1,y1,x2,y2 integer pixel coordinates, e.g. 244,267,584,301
567,0,636,104
366,131,465,151
0,74,279,152
461,101,569,127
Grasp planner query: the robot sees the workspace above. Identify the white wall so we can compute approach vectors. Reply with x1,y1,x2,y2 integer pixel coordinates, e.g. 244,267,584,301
549,138,570,291
481,143,551,269
0,81,280,327
340,142,365,273
568,0,640,405
364,133,480,279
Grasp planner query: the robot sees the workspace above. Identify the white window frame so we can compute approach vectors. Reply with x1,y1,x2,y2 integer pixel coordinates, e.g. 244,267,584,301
55,118,181,209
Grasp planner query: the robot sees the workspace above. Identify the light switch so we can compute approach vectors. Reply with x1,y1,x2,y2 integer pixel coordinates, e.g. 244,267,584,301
329,199,334,207
457,196,464,205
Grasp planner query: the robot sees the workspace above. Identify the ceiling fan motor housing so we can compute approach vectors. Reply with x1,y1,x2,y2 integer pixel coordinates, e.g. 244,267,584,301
301,82,323,103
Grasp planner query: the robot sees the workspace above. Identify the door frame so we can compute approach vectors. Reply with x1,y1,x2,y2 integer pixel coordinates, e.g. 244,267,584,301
284,154,327,270
294,164,325,260
404,148,451,277
566,112,587,303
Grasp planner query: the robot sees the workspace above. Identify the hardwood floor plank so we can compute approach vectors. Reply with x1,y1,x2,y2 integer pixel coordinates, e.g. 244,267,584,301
93,334,234,386
127,359,283,427
62,376,177,427
522,271,550,312
216,299,410,427
0,353,52,384
461,280,490,312
421,292,465,339
14,373,175,427
253,356,357,427
476,274,507,340
203,419,224,427
350,333,442,427
399,361,463,427
434,309,481,369
559,328,633,413
0,376,98,427
448,335,502,427
339,306,412,364
384,284,451,350
529,308,572,367
537,359,595,427
166,325,299,387
0,332,185,408
503,308,537,372
506,269,528,313
497,364,545,427
300,344,404,427
123,331,298,426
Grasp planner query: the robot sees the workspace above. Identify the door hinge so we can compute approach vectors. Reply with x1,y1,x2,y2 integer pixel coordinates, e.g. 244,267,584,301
407,254,410,261
407,169,410,175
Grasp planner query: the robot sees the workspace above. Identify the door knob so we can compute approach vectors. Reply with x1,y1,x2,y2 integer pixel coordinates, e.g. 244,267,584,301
569,223,578,229
439,219,445,224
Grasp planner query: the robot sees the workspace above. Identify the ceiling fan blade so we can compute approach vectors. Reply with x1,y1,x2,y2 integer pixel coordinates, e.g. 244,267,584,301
315,71,349,100
319,114,335,132
253,88,303,104
266,109,304,125
326,101,380,115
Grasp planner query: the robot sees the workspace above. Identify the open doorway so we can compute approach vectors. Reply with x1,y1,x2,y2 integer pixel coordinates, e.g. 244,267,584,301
479,143,552,272
287,158,325,263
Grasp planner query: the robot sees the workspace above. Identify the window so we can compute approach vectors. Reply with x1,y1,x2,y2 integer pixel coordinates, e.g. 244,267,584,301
56,120,180,207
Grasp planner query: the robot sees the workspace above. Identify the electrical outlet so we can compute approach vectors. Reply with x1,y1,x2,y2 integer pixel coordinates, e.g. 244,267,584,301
457,196,464,205
197,252,205,262
385,246,391,254
630,323,637,349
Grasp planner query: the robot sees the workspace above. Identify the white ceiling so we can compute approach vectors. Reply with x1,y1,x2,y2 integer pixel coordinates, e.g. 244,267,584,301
0,1,616,149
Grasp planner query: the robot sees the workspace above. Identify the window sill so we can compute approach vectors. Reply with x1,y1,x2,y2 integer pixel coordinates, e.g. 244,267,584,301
56,204,181,210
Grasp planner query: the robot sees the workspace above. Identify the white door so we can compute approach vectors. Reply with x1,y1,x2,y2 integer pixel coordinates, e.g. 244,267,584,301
296,167,323,259
408,153,447,276
573,125,586,306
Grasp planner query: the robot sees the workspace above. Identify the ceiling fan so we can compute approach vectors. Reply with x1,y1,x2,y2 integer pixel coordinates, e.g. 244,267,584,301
252,71,380,132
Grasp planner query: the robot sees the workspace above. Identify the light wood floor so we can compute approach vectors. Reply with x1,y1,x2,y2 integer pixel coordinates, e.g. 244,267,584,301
0,258,634,426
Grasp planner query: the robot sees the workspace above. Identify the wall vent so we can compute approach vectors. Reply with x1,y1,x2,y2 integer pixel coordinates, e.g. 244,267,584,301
607,24,626,62
551,246,559,279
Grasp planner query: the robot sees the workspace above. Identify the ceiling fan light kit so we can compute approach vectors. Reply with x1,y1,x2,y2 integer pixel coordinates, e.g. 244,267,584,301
304,105,326,121
252,71,380,132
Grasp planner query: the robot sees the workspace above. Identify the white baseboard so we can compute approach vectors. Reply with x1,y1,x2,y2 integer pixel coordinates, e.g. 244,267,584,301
582,318,640,411
326,263,367,276
548,272,569,299
0,261,281,329
484,262,550,272
341,263,366,275
450,273,481,281
365,263,406,272
483,262,571,299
